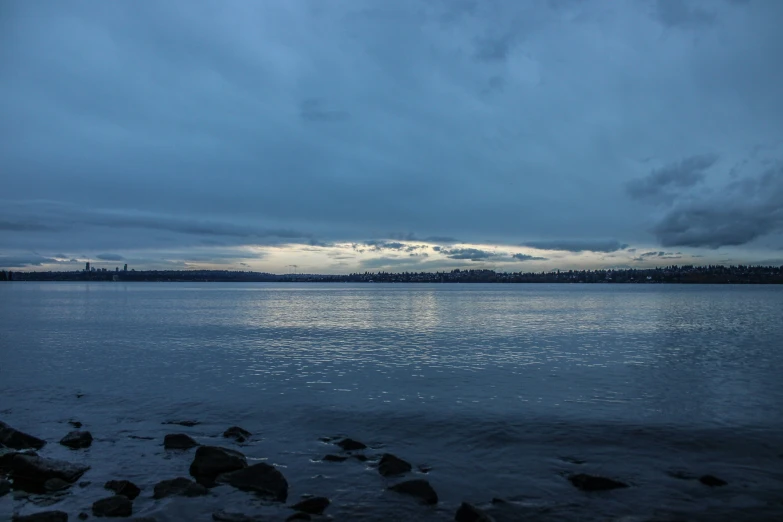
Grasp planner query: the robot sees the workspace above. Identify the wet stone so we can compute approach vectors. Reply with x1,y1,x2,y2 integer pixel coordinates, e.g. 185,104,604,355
286,514,311,522
189,446,247,485
153,477,207,499
568,473,629,491
105,479,141,500
291,496,330,515
92,494,133,517
322,455,347,462
455,502,494,522
212,511,259,522
78,513,89,520
388,479,438,505
223,426,251,442
216,462,289,502
162,420,200,427
336,438,366,451
12,511,69,522
0,421,47,450
378,453,412,477
699,474,728,487
59,431,93,450
9,454,90,492
164,433,199,450
43,478,71,492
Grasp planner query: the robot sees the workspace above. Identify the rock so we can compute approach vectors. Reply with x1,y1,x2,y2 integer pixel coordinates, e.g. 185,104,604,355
212,511,259,522
378,453,412,477
11,511,69,522
152,477,207,499
216,462,289,501
60,431,93,449
164,433,199,450
286,514,311,522
699,474,728,487
76,393,84,399
1,478,11,496
105,479,140,500
223,426,251,442
0,421,47,450
189,446,247,485
667,470,697,480
291,496,330,515
78,481,90,488
43,478,71,492
130,519,157,522
78,513,88,520
455,502,494,522
336,438,366,451
127,436,154,441
68,421,82,429
162,420,199,427
353,454,368,462
322,455,347,462
8,454,90,492
418,465,432,473
568,473,629,491
388,479,438,505
92,495,132,517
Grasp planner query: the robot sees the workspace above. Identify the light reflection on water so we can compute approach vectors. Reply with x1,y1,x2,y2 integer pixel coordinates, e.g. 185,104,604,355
1,283,782,520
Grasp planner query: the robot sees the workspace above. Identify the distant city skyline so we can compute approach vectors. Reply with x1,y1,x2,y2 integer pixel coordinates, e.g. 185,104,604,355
2,1,782,272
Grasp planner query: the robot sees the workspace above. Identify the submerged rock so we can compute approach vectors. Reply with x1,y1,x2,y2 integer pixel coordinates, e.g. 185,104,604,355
189,446,247,485
68,421,82,429
336,438,366,451
223,426,251,443
455,502,494,522
322,455,347,462
290,496,330,515
92,494,132,517
568,473,629,491
60,431,93,449
8,454,90,492
152,477,207,499
105,479,141,500
378,453,412,477
162,420,200,427
12,511,69,522
0,421,46,450
78,513,88,520
212,511,260,522
388,479,438,505
43,478,71,492
164,433,199,450
216,462,289,501
286,514,311,522
699,474,728,487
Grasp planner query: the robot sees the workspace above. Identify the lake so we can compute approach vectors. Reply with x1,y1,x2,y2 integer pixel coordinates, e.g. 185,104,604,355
1,283,782,520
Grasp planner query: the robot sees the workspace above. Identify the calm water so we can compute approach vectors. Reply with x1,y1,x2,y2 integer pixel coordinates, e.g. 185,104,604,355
1,283,782,521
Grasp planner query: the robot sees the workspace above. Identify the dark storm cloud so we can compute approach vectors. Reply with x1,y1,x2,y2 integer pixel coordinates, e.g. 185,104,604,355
653,165,783,248
511,253,547,261
655,0,715,28
519,240,629,253
1,0,782,267
440,248,497,261
626,154,718,202
96,253,124,261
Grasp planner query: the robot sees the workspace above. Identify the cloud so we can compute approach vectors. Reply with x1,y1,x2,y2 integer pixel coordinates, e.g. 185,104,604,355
626,154,718,202
440,248,498,261
96,253,124,261
519,240,629,253
474,34,513,62
0,255,69,268
655,0,715,28
511,253,547,261
653,165,783,248
633,251,683,261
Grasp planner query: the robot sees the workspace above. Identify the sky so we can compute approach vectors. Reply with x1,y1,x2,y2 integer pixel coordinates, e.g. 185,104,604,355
2,0,782,274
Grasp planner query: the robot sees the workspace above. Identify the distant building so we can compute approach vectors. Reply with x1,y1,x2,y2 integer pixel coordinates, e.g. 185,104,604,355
85,261,90,272
123,264,128,272
115,267,119,272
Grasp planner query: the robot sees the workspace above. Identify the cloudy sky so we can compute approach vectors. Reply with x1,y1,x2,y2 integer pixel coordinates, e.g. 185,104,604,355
2,0,782,273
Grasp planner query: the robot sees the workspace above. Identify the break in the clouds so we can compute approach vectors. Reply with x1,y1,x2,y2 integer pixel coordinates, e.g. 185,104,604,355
1,0,782,272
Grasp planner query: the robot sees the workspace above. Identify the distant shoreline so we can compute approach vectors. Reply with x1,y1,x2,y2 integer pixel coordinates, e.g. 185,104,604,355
4,265,783,284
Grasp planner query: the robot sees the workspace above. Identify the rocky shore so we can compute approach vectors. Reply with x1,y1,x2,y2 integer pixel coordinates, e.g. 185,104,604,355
1,418,735,521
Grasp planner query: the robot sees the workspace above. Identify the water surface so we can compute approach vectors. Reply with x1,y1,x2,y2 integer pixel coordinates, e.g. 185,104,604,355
1,283,782,520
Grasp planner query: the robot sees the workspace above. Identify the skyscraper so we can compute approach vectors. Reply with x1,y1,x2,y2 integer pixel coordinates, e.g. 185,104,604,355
85,261,90,272
124,264,128,272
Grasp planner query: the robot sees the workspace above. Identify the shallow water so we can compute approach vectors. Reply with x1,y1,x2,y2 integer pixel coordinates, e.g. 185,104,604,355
1,282,782,520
